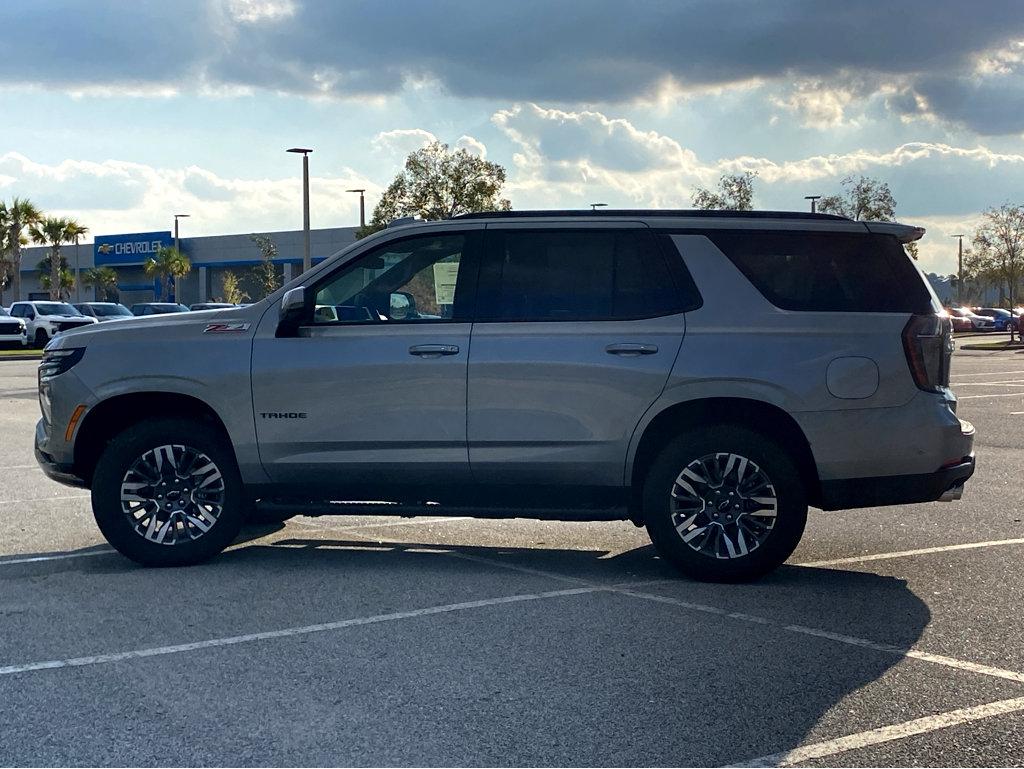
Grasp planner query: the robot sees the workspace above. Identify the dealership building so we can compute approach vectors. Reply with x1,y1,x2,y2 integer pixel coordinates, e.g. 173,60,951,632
8,226,359,306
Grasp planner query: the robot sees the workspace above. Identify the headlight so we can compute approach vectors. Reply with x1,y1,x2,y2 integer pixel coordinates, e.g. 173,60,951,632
38,347,86,383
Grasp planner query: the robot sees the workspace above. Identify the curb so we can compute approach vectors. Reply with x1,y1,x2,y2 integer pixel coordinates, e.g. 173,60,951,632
958,344,1024,351
0,354,42,361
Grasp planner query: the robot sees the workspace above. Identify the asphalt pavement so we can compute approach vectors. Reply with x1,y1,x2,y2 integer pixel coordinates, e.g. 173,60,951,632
1,344,1022,767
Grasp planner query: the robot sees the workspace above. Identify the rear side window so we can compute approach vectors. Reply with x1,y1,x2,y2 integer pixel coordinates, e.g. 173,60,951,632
709,230,932,313
478,229,691,321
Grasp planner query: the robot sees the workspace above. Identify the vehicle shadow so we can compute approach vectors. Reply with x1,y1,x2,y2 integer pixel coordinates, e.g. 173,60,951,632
0,534,930,766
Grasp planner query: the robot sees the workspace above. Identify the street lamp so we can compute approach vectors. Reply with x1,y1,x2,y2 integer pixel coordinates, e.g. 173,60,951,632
346,189,366,229
173,213,190,253
287,148,313,272
951,234,965,306
590,203,608,211
804,195,821,213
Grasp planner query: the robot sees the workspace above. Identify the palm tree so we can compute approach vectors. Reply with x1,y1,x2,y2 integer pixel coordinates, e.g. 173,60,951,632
30,216,88,300
0,197,42,302
144,246,191,301
82,266,119,301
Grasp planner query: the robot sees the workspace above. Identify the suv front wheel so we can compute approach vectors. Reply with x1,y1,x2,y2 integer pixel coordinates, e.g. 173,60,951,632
643,425,807,582
91,418,245,566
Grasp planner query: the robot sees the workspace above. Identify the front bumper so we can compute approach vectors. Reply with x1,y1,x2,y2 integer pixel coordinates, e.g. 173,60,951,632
34,442,88,488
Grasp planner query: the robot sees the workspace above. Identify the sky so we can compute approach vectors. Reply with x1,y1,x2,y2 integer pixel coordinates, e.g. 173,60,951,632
2,0,1024,275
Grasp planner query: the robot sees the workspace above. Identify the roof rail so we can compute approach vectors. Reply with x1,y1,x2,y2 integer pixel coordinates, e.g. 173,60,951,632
451,209,851,221
387,215,423,228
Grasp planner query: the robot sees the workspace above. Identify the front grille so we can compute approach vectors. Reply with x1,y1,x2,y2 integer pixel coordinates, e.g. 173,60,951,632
56,321,91,332
0,322,22,335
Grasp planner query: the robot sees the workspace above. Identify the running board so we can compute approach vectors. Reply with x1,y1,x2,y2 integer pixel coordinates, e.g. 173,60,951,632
255,499,628,522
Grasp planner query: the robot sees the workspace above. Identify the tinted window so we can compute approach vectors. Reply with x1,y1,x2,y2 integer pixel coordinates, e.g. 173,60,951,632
34,302,81,316
479,230,684,321
709,231,932,313
313,233,472,324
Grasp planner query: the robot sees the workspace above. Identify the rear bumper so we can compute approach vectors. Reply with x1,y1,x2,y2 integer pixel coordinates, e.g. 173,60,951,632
819,454,975,511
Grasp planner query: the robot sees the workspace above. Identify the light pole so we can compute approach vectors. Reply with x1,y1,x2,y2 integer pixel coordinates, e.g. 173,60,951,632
951,234,964,306
173,213,190,253
590,202,608,211
288,148,313,272
804,195,821,213
346,189,366,228
74,234,81,302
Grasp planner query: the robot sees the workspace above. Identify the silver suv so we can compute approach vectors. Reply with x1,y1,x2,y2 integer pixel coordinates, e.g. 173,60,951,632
34,211,975,581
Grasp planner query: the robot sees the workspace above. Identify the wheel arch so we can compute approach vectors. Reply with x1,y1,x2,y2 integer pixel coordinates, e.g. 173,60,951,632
628,397,821,516
73,391,234,485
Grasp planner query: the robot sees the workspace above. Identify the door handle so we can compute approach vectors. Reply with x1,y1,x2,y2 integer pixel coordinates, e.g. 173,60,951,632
606,343,659,356
409,344,460,357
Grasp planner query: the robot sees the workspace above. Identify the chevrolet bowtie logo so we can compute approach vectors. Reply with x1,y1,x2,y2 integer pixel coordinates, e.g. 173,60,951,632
97,244,113,254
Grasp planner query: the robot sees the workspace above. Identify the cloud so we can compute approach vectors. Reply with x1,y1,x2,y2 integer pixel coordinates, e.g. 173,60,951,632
0,152,378,238
371,129,438,158
3,1,1024,133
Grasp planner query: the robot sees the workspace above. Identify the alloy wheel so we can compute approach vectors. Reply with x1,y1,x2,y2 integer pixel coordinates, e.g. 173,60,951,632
670,452,778,559
119,444,226,545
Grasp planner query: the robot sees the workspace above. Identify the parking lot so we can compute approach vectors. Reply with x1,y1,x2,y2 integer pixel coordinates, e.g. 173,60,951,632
1,345,1022,767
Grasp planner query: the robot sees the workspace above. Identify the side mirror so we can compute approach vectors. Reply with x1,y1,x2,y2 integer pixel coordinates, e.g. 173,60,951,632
389,292,413,320
277,286,307,337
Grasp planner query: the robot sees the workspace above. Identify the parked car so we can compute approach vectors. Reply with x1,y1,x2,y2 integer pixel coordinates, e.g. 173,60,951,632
73,302,133,322
944,308,973,333
9,301,98,347
130,303,191,316
189,303,236,311
0,305,28,347
34,210,974,582
947,307,995,331
970,307,1019,331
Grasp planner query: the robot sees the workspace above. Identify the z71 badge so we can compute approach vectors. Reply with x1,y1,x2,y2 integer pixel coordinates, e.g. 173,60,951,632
203,322,251,334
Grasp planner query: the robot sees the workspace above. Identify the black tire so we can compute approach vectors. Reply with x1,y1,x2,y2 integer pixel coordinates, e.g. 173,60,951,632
34,329,48,348
91,418,245,567
643,425,807,582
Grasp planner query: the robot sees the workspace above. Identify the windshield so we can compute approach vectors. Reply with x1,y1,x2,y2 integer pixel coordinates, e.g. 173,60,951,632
92,304,132,316
983,308,1011,317
35,302,81,316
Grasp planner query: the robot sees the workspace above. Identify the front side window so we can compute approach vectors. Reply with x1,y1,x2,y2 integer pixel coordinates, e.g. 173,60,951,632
312,233,469,324
478,230,683,322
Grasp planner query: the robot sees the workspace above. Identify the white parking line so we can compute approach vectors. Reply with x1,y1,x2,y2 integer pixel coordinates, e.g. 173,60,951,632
0,549,112,566
0,494,89,505
950,381,1024,387
958,392,1024,400
951,370,1024,378
729,696,1024,767
796,538,1024,568
0,585,603,677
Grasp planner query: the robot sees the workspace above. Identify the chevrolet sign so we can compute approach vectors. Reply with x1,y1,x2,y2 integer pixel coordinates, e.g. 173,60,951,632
93,231,173,265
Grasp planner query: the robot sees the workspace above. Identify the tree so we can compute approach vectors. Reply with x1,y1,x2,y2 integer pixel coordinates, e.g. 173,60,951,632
82,266,119,301
0,197,42,302
144,246,191,301
249,233,280,298
218,271,248,304
36,253,74,299
30,216,88,300
362,141,511,237
691,172,757,211
973,204,1024,341
817,176,897,221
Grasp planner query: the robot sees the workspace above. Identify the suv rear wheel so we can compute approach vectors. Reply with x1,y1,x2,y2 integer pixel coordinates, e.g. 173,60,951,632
91,418,245,566
643,425,807,582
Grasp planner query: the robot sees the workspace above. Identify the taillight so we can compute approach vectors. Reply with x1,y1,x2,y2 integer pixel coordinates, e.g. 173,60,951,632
902,314,952,392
